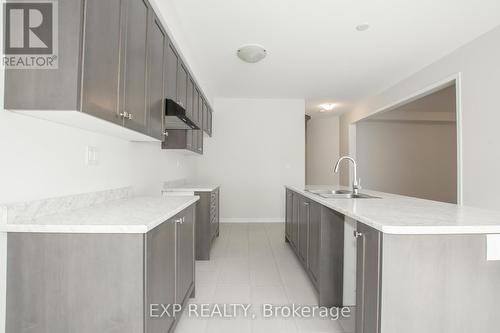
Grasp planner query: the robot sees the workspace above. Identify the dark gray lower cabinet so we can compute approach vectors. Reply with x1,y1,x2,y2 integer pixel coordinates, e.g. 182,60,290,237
355,224,382,333
307,201,321,284
298,197,310,263
319,207,344,306
285,190,293,241
290,193,299,248
175,208,195,308
146,216,176,333
285,189,344,307
210,189,220,241
286,190,500,332
5,205,196,333
194,188,220,260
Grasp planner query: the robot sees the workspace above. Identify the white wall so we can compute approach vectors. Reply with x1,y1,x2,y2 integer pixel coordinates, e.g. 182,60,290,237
306,116,340,185
193,98,305,222
356,85,457,203
0,111,196,203
357,121,457,203
340,24,500,210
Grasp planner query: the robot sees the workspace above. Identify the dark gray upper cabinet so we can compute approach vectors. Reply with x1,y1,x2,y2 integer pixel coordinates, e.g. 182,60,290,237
193,88,201,126
207,106,213,136
4,0,214,142
190,129,203,154
202,100,209,133
186,78,194,121
147,15,167,140
122,0,149,134
161,128,204,155
165,43,178,101
4,0,83,110
197,129,204,154
4,0,163,140
202,99,213,137
177,63,188,109
81,0,124,126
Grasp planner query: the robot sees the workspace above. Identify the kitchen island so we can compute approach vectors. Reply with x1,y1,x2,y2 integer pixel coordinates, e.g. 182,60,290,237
0,188,198,333
285,185,500,333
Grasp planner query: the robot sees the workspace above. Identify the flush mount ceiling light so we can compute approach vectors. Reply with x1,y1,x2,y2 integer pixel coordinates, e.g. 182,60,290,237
319,103,337,112
237,44,267,63
355,23,370,32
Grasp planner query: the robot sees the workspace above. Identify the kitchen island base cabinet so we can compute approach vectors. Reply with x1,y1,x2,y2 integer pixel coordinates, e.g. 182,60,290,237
285,189,293,242
285,189,344,307
354,223,382,333
354,225,500,333
5,205,196,333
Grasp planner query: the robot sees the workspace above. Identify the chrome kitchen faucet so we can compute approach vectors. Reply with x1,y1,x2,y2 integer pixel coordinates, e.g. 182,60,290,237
334,156,361,195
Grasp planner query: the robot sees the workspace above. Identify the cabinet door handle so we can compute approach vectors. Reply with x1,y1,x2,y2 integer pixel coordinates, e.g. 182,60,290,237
163,131,169,137
119,111,128,118
175,217,184,224
128,113,133,120
353,231,363,238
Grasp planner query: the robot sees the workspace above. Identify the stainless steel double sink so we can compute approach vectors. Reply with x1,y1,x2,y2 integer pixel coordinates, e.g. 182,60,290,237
305,189,379,199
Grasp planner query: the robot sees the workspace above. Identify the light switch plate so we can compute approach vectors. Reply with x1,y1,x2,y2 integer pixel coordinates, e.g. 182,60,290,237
86,146,99,166
486,234,500,261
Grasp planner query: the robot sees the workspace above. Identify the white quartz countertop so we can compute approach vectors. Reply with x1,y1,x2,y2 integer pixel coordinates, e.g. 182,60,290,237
286,185,500,235
0,196,199,234
163,184,219,192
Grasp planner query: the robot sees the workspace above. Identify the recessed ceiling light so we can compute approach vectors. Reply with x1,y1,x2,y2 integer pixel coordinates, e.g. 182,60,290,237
319,103,337,112
356,23,370,32
237,44,267,63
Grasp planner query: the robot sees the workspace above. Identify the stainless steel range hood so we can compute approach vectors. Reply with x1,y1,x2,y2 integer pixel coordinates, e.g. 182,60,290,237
165,99,200,130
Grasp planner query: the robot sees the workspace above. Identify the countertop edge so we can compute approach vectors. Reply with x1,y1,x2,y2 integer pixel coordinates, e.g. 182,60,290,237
285,185,500,235
0,196,200,234
163,185,220,192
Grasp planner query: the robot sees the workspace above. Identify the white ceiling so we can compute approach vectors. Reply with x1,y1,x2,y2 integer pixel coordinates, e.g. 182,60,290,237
165,0,500,115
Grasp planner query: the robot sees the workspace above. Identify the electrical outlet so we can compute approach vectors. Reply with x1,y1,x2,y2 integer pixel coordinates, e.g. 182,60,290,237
86,146,99,166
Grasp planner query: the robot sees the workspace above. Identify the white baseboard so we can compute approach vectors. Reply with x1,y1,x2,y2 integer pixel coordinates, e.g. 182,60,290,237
220,218,284,223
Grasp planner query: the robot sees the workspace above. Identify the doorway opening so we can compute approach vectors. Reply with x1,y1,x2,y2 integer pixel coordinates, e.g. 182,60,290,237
355,82,459,204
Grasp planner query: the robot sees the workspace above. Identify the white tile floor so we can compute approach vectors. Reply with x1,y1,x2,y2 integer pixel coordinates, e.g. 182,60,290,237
175,223,355,333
